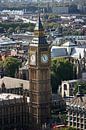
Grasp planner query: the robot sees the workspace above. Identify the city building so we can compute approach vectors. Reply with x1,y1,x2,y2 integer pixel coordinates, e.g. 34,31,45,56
0,76,29,96
0,36,20,51
52,6,69,14
19,62,29,80
0,93,29,130
60,79,78,98
52,94,66,113
0,15,52,130
29,15,52,129
51,40,86,79
67,92,86,130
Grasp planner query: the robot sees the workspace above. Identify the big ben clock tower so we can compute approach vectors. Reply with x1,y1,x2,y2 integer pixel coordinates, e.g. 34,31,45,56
29,16,51,129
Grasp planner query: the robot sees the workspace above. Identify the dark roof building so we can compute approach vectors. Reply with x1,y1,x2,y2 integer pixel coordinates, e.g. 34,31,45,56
0,93,29,130
67,92,86,130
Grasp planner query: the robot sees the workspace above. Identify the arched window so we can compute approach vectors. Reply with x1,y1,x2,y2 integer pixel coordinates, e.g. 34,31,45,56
64,84,67,90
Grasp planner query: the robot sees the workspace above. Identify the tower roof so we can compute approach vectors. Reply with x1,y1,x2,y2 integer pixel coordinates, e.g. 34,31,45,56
34,15,44,31
32,15,47,45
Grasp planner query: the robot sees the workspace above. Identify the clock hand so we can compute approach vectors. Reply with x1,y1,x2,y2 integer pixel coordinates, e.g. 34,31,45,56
44,56,45,60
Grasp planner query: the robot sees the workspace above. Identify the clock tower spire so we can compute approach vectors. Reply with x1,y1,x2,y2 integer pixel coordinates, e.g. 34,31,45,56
32,14,47,45
29,15,51,129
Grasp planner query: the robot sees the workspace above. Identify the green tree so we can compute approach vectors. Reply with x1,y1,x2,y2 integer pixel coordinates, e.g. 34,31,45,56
15,26,20,33
3,57,21,77
0,22,35,33
28,25,35,32
0,61,3,68
7,27,13,34
74,82,86,95
51,58,74,93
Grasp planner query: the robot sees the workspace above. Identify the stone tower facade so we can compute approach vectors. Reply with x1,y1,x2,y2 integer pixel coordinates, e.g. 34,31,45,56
29,16,51,129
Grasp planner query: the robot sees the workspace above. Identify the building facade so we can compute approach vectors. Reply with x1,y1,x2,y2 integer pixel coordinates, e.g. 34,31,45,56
0,76,30,96
0,93,29,130
60,80,78,98
29,16,52,129
51,41,86,79
52,6,69,14
67,93,86,130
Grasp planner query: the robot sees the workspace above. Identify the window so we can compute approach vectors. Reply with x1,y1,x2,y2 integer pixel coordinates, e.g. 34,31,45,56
4,118,9,124
64,84,67,90
10,116,14,124
70,116,72,121
81,119,83,123
73,117,76,121
85,125,86,129
77,123,79,127
10,106,14,112
74,123,76,126
32,107,37,115
77,118,80,122
81,124,83,128
70,122,72,126
16,115,20,123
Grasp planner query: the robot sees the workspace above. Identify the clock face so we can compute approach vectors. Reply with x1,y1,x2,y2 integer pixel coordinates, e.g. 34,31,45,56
41,54,48,63
30,53,36,65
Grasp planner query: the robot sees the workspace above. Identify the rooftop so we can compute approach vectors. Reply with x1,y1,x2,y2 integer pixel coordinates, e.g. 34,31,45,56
0,76,29,90
62,79,78,83
0,36,16,45
69,95,86,108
